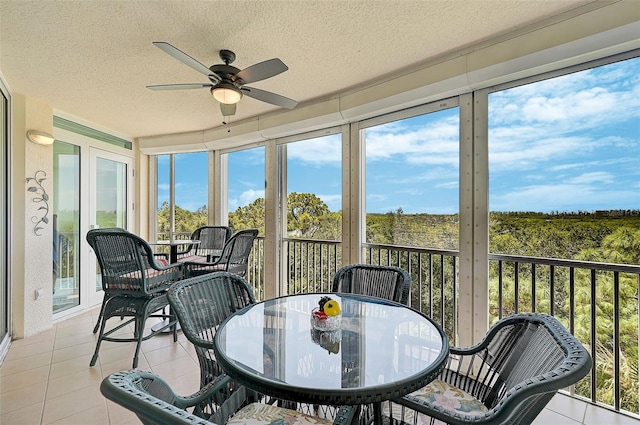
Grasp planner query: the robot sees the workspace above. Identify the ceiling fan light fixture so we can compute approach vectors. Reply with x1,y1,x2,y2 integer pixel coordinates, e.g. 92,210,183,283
211,84,242,105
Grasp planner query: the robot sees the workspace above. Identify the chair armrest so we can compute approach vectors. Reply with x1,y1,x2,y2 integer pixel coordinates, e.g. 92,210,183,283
101,370,216,424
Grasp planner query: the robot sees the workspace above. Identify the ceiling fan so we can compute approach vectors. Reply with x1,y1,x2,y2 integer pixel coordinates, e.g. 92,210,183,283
147,42,298,117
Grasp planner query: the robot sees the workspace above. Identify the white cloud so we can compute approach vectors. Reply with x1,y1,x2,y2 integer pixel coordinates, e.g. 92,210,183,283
365,115,459,162
490,183,639,212
228,189,264,212
316,193,341,210
287,134,342,164
567,172,614,185
238,189,264,207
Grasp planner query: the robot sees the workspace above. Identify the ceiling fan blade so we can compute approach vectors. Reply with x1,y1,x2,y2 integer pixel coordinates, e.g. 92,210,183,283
241,86,298,109
153,42,220,83
146,83,213,90
235,58,288,85
220,103,237,116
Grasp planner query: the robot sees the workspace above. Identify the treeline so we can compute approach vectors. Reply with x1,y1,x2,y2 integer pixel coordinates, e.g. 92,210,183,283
157,198,640,264
498,209,640,218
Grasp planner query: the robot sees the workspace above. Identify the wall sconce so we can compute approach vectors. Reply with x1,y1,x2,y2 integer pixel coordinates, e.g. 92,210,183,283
27,129,55,146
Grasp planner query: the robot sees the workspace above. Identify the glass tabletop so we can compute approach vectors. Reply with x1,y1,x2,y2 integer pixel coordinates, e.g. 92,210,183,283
152,239,201,246
214,293,449,406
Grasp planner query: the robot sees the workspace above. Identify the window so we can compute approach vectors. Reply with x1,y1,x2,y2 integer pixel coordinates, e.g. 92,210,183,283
487,55,640,411
286,134,342,240
227,147,265,233
175,152,208,233
157,152,208,239
363,105,460,250
488,56,640,263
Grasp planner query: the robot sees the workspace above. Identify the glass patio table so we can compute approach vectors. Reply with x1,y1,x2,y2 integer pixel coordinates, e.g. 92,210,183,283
213,293,449,425
151,239,201,264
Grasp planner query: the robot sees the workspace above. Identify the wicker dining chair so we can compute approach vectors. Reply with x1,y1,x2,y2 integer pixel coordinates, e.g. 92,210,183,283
167,271,257,388
88,227,127,333
86,228,184,368
101,369,357,425
387,312,592,425
175,225,233,262
332,263,412,305
183,229,258,278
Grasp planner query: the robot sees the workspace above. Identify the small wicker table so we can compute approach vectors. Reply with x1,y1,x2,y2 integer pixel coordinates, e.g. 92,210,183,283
214,293,449,425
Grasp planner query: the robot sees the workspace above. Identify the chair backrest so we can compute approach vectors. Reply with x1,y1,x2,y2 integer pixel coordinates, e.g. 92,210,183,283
86,228,183,295
436,313,592,424
168,271,256,386
193,225,233,257
215,229,259,277
332,263,412,305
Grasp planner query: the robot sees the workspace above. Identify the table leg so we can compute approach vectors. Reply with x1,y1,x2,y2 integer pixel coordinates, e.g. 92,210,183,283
152,244,181,333
170,245,178,264
373,402,394,425
373,402,382,425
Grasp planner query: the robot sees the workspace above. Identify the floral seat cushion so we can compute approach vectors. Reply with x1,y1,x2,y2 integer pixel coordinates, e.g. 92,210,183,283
384,379,488,424
228,403,333,425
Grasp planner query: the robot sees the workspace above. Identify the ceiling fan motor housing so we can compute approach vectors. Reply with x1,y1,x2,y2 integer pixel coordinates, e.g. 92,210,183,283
209,64,242,84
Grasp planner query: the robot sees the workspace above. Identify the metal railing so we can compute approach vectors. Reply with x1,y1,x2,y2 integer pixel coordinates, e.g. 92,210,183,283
488,253,640,416
158,232,640,417
244,237,640,419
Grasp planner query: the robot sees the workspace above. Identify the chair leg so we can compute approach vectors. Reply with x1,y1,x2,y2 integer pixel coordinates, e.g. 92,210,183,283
132,316,147,369
90,315,108,367
92,297,107,334
170,310,178,342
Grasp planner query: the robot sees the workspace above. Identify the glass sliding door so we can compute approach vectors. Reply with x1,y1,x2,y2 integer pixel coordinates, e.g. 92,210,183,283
88,148,132,307
53,142,81,314
0,79,9,358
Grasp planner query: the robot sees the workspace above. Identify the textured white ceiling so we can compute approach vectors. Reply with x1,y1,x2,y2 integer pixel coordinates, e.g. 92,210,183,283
0,0,592,139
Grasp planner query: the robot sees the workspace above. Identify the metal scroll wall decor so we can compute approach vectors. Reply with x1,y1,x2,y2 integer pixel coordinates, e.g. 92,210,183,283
26,170,50,236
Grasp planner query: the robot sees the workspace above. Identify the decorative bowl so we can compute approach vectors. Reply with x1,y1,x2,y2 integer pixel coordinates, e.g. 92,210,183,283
310,307,342,331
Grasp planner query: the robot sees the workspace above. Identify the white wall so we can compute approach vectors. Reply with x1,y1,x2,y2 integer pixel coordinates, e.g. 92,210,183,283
11,94,54,338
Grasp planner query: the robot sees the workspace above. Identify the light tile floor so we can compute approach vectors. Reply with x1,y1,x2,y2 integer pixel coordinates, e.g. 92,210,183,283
1,307,639,425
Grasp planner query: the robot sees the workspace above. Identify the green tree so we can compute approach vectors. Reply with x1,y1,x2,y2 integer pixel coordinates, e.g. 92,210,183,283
156,202,207,233
287,192,330,237
229,197,266,234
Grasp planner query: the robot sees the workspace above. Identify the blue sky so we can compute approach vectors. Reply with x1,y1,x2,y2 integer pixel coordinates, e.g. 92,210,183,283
162,56,639,215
